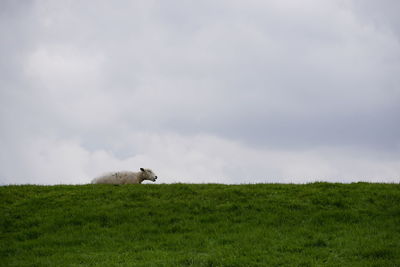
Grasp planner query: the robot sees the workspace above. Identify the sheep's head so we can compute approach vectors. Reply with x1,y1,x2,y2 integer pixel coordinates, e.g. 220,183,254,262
140,168,158,182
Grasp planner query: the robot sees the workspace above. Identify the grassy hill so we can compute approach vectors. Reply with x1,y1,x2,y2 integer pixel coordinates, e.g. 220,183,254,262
1,183,399,266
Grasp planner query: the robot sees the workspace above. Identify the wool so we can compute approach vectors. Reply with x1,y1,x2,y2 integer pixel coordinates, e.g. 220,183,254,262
91,168,157,184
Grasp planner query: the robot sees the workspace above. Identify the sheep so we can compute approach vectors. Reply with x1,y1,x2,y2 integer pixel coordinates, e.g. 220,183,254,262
91,168,158,184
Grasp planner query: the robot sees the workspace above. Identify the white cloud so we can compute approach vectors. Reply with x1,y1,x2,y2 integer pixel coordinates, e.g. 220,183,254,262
1,0,399,184
2,133,398,185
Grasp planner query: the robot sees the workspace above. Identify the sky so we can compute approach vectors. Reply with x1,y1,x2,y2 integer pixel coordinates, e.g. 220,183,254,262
1,0,399,185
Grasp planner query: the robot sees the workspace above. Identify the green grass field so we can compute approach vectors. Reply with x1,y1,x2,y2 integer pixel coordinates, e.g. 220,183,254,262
1,183,399,266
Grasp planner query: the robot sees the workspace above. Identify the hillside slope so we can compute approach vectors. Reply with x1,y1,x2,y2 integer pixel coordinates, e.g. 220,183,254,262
1,183,399,266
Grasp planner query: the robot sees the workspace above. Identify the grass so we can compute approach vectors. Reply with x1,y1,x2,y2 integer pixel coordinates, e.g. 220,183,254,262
1,183,399,266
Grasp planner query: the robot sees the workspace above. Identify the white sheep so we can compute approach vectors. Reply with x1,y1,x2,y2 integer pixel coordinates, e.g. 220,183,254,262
91,168,158,184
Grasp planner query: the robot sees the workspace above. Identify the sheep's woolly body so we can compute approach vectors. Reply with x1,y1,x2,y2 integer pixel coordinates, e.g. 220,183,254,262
91,169,157,184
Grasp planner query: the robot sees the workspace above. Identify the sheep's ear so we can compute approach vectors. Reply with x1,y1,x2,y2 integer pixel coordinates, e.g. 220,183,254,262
140,168,145,172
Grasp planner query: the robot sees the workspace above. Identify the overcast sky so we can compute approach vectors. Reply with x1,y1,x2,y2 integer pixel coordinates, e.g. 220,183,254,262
1,0,399,185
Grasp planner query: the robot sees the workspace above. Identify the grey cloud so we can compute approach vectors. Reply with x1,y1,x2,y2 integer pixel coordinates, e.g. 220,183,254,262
1,0,399,184
351,0,400,38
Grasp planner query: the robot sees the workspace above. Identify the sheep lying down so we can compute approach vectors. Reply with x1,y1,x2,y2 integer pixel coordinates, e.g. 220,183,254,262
91,168,158,184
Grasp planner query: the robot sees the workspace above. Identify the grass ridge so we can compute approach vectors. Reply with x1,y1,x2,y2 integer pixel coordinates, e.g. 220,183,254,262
1,183,399,266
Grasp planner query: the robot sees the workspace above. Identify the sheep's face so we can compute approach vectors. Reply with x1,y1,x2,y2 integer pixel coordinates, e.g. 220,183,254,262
140,168,158,182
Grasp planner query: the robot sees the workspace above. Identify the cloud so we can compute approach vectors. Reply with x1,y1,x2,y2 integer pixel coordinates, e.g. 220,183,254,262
2,132,399,185
0,0,399,184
